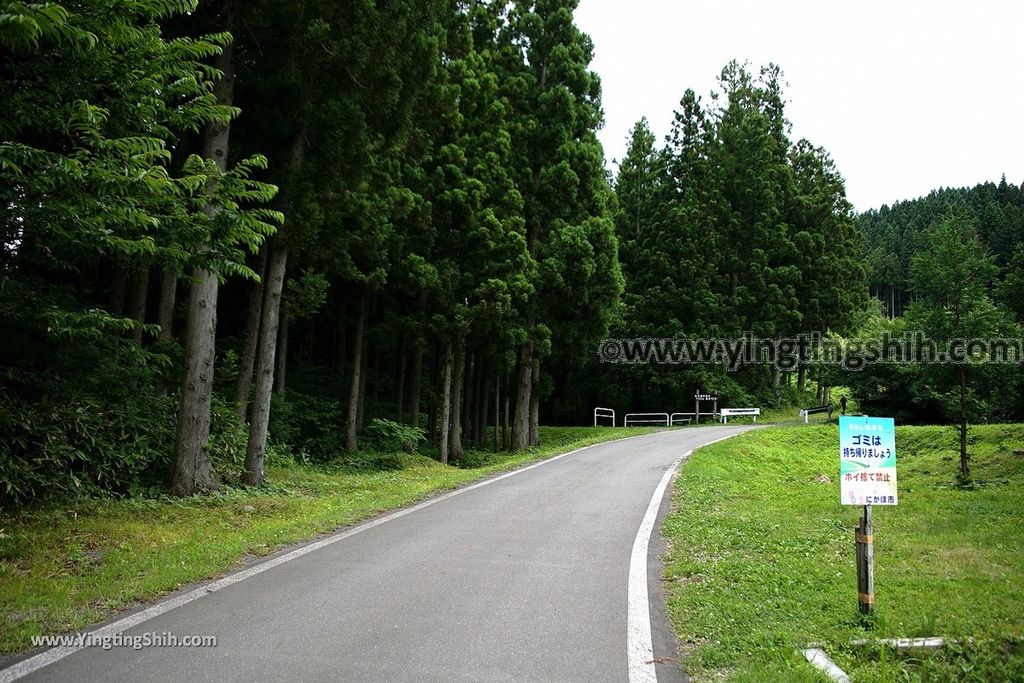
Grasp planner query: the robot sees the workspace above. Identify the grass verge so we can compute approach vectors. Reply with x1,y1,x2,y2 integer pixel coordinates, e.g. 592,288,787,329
663,423,1024,681
0,425,653,654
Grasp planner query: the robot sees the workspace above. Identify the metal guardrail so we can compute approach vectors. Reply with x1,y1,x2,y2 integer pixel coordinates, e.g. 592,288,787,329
593,407,616,427
624,412,670,427
799,404,834,423
670,412,694,426
719,408,760,423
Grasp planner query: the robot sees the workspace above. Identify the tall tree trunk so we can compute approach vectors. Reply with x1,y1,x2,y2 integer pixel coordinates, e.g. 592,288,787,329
242,243,287,484
479,370,490,448
450,334,466,461
395,335,407,423
173,260,220,496
110,266,126,315
472,353,483,445
242,76,310,483
512,340,532,451
463,349,475,441
274,306,288,398
438,340,453,465
529,359,540,447
493,371,500,452
797,364,806,393
330,308,341,371
336,302,347,372
154,268,177,395
357,322,368,428
427,343,437,440
233,247,267,419
959,364,970,482
157,268,177,341
502,375,510,451
408,337,424,428
345,293,367,452
126,267,149,345
370,328,380,415
173,12,234,497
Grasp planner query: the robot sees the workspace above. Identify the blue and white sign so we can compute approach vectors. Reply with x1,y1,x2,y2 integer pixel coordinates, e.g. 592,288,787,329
839,416,897,506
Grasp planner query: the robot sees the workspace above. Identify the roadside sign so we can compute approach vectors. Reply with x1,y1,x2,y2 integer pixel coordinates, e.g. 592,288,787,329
839,416,897,506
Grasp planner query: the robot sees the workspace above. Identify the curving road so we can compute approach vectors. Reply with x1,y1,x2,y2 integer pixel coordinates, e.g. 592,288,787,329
6,426,754,683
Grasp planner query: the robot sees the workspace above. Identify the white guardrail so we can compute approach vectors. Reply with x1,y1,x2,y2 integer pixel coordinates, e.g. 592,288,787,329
799,404,833,423
593,407,616,427
719,408,760,423
670,412,694,425
623,412,670,427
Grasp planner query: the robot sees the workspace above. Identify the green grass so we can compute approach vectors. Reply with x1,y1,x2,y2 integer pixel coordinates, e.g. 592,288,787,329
663,423,1024,681
0,425,653,654
747,404,831,425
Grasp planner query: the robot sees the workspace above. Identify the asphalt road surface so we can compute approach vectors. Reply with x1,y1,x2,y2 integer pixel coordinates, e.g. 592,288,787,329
7,426,754,683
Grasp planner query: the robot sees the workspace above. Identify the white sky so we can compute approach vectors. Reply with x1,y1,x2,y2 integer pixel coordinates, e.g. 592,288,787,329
575,0,1024,212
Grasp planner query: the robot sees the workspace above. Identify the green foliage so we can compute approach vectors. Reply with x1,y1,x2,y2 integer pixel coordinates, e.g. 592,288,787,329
0,381,246,507
266,392,346,463
859,175,1024,318
363,418,426,455
0,391,171,505
284,270,328,320
577,62,868,419
836,217,1023,427
0,0,282,504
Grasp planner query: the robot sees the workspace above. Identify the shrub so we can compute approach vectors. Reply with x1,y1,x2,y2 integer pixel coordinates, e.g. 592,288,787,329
0,389,176,507
363,418,425,454
266,391,346,462
0,386,248,509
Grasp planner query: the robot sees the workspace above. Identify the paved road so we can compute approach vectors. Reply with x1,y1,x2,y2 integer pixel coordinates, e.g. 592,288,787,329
10,426,753,683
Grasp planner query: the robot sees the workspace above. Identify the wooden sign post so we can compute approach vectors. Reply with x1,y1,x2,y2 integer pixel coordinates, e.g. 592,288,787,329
840,416,896,617
855,505,874,614
694,392,718,424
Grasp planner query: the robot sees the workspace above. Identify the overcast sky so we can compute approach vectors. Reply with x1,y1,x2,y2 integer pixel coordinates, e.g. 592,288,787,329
575,0,1023,212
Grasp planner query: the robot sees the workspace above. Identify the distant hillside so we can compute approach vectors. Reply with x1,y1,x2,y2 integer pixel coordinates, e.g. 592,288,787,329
857,177,1024,317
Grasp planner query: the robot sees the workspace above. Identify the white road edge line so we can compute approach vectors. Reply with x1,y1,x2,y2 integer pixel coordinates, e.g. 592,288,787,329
626,430,746,683
0,431,664,683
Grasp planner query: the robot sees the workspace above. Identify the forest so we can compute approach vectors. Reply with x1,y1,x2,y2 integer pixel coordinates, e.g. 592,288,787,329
2,0,1023,508
847,181,1024,437
859,179,1024,318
